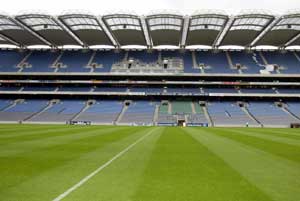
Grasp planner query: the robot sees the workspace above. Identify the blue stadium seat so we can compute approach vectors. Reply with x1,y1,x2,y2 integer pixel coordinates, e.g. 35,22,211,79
0,50,27,72
94,87,126,92
247,102,296,126
0,86,20,91
240,88,275,94
277,88,300,94
119,101,156,124
93,51,124,72
208,102,257,126
58,87,91,92
196,51,238,74
22,51,60,72
6,100,48,113
76,101,123,123
229,51,263,74
263,51,300,74
57,50,92,72
204,88,237,93
22,87,56,91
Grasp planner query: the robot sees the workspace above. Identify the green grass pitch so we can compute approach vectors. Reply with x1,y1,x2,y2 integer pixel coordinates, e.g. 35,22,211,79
0,124,300,201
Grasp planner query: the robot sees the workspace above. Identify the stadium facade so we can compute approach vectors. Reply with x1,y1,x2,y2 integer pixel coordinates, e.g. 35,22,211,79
0,11,300,127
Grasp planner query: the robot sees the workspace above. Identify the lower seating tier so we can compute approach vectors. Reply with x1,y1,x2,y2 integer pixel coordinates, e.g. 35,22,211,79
0,99,299,127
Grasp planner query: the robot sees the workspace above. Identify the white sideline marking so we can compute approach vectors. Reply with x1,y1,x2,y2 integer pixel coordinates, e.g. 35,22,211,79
52,128,158,201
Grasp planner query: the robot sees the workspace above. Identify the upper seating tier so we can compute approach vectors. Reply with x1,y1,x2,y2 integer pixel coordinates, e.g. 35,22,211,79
0,49,300,75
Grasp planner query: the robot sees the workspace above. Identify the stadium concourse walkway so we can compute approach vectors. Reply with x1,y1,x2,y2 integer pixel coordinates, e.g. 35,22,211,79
0,125,299,201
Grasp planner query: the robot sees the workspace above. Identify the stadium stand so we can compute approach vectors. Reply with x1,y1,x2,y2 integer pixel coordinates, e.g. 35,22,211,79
0,86,21,91
172,101,193,114
204,88,238,93
284,102,300,119
0,100,48,122
94,87,127,92
229,51,263,74
246,102,299,127
278,88,300,94
157,101,177,125
75,101,123,124
22,51,60,72
187,102,209,125
207,102,259,127
0,50,27,72
58,86,92,92
56,50,92,72
92,51,124,72
262,52,300,74
0,11,300,127
0,99,12,111
0,97,299,127
29,100,85,123
1,49,300,75
119,101,156,125
22,86,56,91
195,51,238,74
240,88,275,94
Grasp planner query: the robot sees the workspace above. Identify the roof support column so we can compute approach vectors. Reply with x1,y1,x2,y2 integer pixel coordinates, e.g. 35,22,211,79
180,16,189,48
0,33,20,46
97,17,120,48
140,16,152,48
13,17,53,47
213,16,234,47
284,33,300,47
250,17,281,47
54,17,85,47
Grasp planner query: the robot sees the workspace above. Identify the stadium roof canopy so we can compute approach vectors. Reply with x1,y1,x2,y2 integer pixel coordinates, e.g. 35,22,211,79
16,13,83,46
102,13,148,46
59,13,113,46
254,12,300,47
186,11,228,46
0,14,49,46
0,11,300,49
146,13,184,46
220,11,274,46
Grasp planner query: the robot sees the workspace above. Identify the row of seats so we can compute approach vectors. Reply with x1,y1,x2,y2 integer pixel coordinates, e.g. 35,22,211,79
207,102,257,126
207,102,300,127
119,101,156,125
1,86,300,94
76,101,123,124
0,99,299,127
1,49,300,74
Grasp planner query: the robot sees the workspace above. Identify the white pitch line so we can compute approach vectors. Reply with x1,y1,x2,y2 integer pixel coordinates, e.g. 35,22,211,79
52,127,159,201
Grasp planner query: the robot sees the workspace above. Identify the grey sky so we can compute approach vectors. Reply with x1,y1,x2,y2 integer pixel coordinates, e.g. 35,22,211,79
1,0,300,15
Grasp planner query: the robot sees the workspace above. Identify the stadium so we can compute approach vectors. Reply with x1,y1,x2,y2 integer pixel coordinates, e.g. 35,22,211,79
0,2,300,201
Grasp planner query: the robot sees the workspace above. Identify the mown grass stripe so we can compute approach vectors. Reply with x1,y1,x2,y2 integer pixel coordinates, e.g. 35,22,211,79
220,128,300,146
185,127,300,201
0,126,104,146
0,126,90,142
206,128,300,163
132,127,272,201
62,127,164,201
52,127,159,201
0,125,71,136
0,126,144,195
233,128,300,139
0,126,134,157
1,125,299,201
249,128,300,136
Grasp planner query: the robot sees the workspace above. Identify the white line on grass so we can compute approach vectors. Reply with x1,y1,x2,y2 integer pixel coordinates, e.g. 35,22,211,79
52,127,159,201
